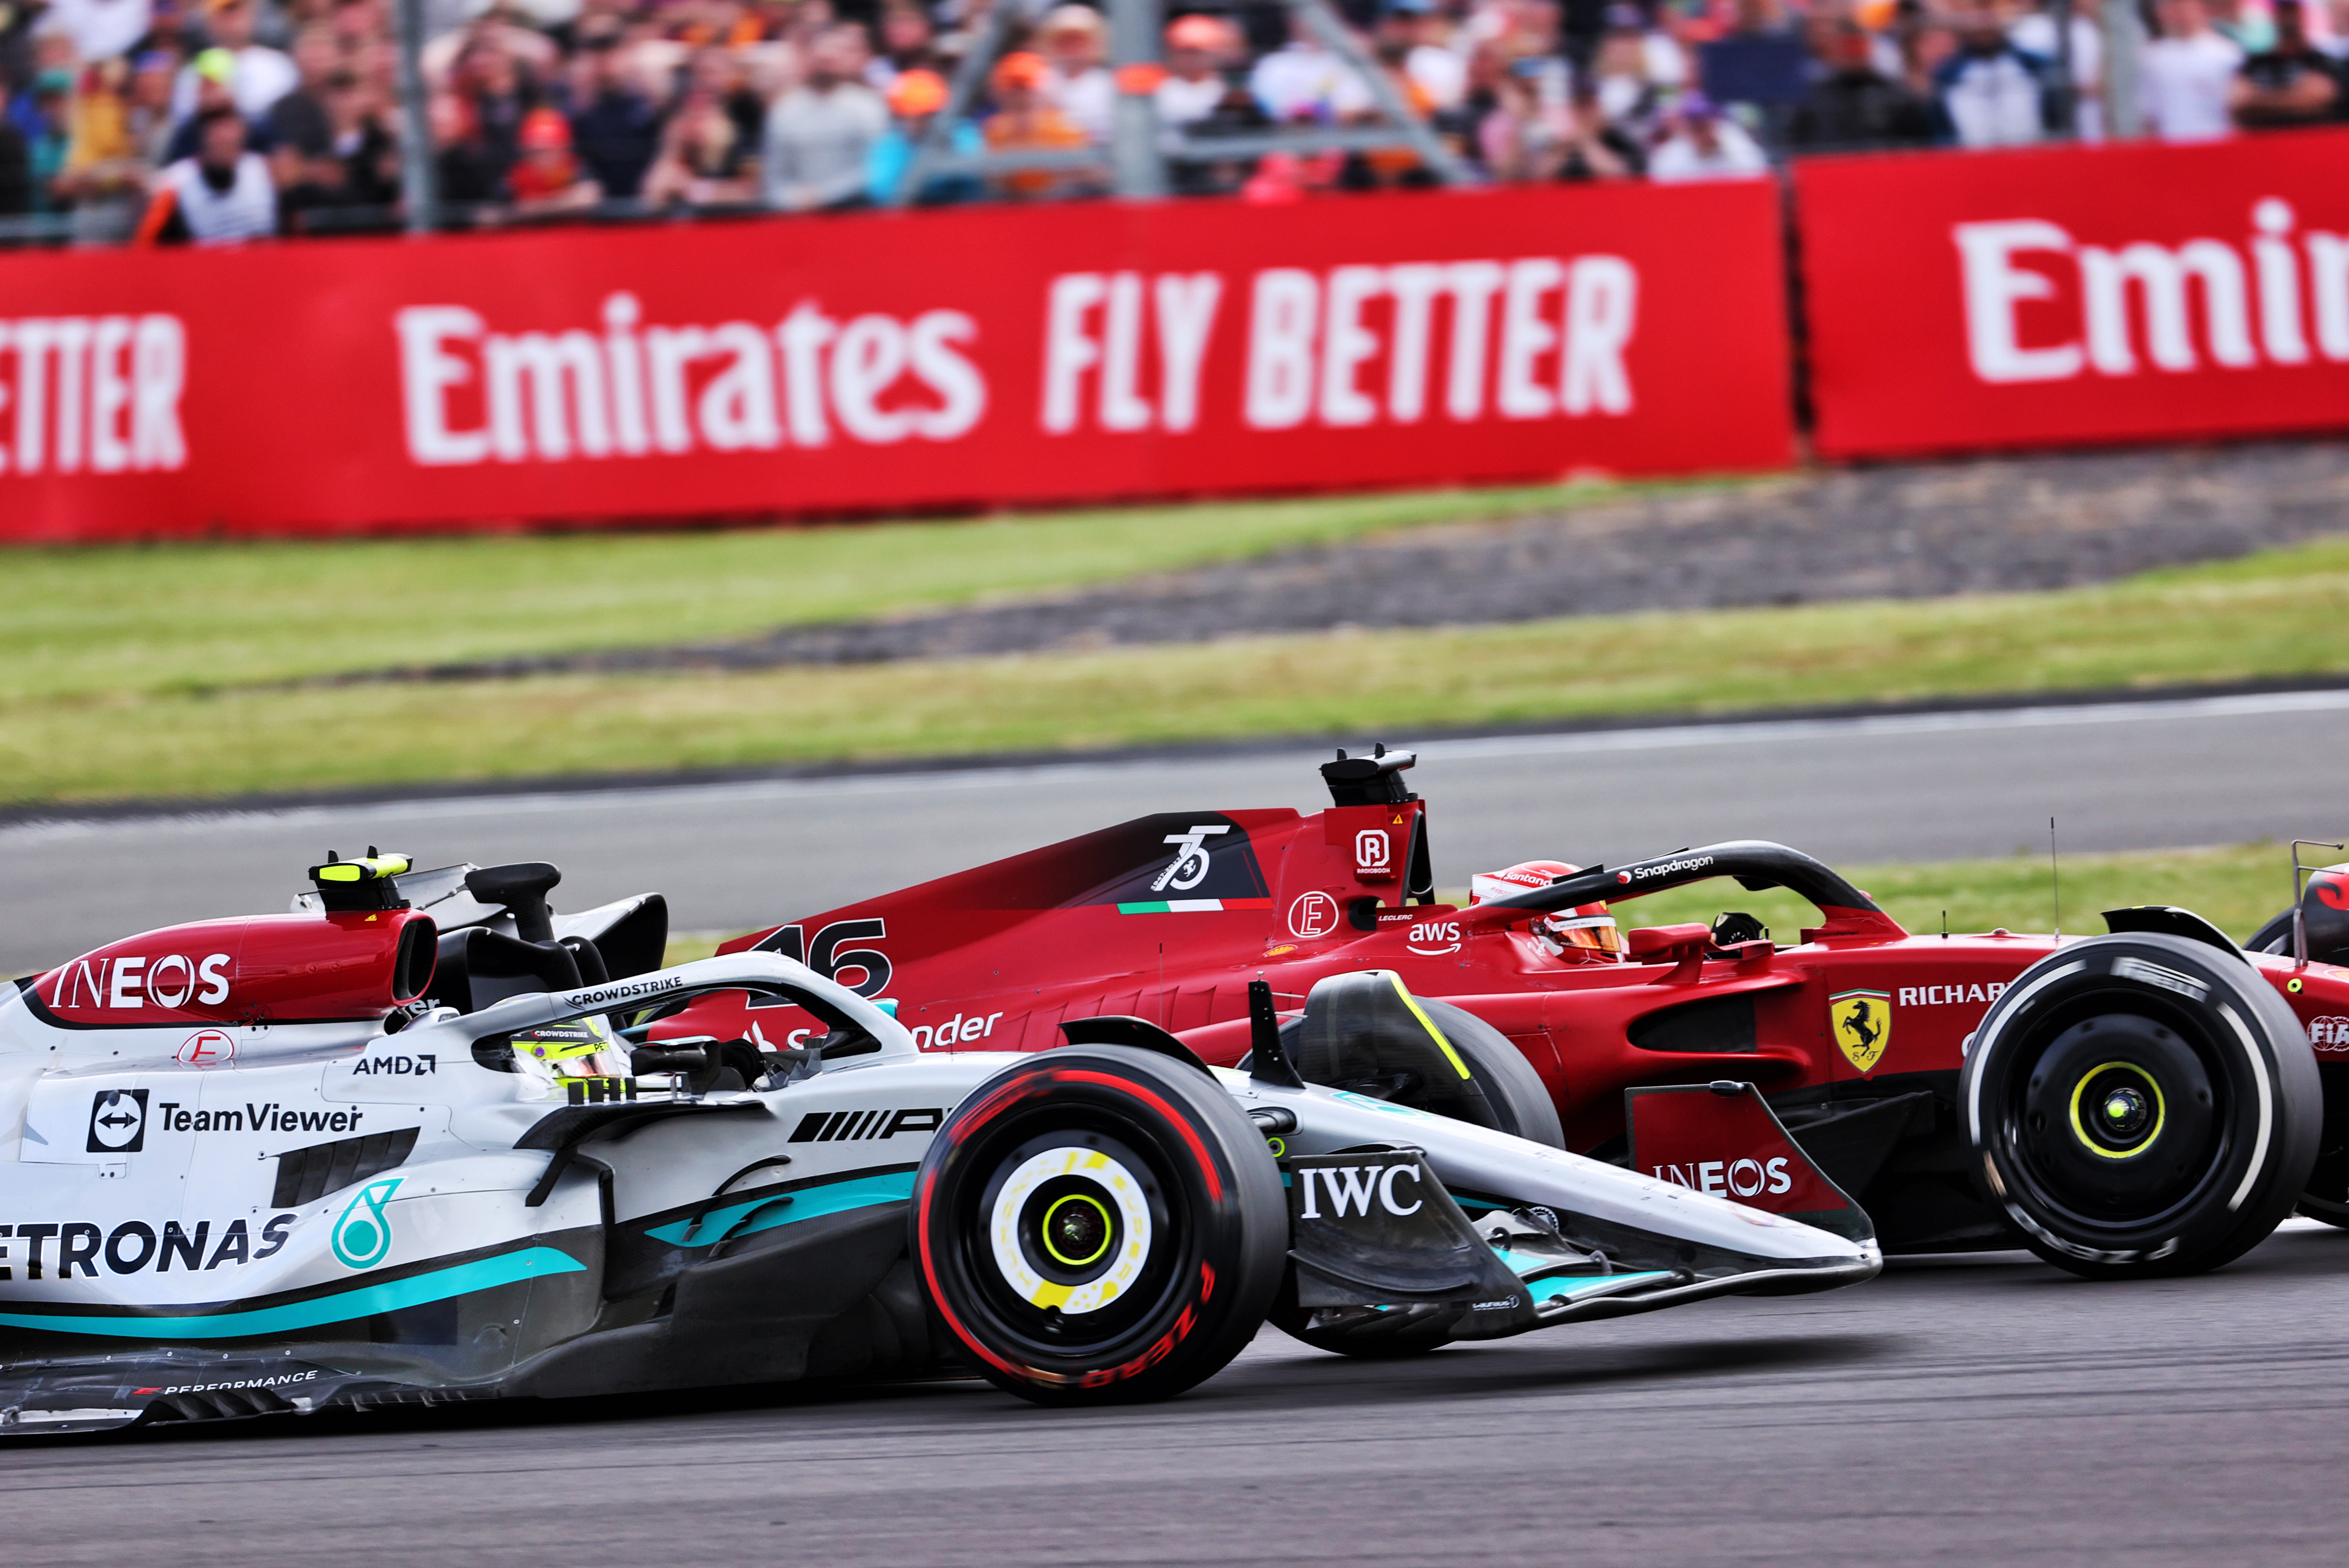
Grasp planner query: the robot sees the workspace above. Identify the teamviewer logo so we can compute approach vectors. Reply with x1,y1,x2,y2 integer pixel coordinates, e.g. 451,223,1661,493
87,1089,149,1153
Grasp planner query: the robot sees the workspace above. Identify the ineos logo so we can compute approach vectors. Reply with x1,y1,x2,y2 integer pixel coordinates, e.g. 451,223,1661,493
1652,1157,1793,1198
1295,1164,1423,1219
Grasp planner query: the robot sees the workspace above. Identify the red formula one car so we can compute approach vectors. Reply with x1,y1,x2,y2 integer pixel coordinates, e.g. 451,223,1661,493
660,748,2345,1279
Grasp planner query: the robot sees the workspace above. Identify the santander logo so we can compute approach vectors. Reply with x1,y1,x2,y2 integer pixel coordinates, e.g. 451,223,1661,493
1956,199,2349,386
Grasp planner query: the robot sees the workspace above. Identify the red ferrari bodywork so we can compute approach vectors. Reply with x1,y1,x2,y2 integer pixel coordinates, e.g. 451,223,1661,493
658,753,2349,1251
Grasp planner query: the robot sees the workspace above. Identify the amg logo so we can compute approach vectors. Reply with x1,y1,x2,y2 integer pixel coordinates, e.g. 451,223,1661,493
1295,1164,1423,1219
788,1108,944,1143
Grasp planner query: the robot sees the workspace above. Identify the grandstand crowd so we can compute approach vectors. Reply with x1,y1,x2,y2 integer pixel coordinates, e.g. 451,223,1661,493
0,0,2341,241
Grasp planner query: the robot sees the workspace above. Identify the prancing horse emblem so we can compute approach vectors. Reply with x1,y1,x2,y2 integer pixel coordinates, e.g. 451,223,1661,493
1829,990,1891,1074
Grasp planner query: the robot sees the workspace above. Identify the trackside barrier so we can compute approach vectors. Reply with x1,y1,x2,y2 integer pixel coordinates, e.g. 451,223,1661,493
0,182,1793,541
1797,125,2349,459
7,128,2345,542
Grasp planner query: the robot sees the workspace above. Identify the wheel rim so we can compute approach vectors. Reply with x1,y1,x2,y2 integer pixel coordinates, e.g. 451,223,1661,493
955,1119,1186,1357
2066,1062,2166,1160
2002,1005,2226,1231
985,1144,1155,1317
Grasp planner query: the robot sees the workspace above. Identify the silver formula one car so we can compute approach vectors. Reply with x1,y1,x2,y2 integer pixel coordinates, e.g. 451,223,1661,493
0,854,1878,1435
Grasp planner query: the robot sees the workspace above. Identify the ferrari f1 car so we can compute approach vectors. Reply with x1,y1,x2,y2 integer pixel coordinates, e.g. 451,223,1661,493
0,854,1876,1435
663,746,2349,1282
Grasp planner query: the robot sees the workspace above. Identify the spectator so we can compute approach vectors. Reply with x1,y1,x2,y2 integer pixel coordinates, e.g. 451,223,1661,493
0,82,29,217
449,36,534,186
760,24,885,210
1381,0,1466,111
138,101,275,239
1646,90,1770,178
863,65,981,203
323,67,399,205
642,82,758,206
2141,0,2244,138
266,24,340,187
2010,0,2105,137
1590,16,1664,135
39,0,155,67
506,104,599,212
1037,4,1113,143
432,89,503,204
1932,5,2048,145
982,48,1092,196
568,31,661,198
1789,16,1934,149
1156,12,1235,131
170,0,295,122
25,69,72,212
1249,13,1374,122
55,58,155,236
2233,0,2342,124
162,48,274,159
1558,78,1641,178
865,1,939,93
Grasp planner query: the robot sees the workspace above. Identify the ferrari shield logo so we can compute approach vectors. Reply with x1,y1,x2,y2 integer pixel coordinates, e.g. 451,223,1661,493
1829,990,1891,1073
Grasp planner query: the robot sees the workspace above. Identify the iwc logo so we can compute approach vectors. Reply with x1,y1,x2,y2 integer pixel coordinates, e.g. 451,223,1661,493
331,1178,401,1269
1829,989,1891,1073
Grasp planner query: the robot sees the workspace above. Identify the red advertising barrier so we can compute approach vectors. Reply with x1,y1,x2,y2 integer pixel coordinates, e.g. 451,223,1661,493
0,181,1792,541
1799,128,2349,459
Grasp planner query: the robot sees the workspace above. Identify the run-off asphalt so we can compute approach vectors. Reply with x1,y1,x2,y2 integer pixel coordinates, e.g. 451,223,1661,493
7,1222,2349,1567
5,688,2349,974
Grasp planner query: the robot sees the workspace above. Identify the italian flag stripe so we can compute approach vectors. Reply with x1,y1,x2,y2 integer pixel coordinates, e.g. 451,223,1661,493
1116,898,1274,914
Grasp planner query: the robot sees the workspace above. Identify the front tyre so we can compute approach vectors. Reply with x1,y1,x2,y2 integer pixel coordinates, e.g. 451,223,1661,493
1961,933,2319,1279
913,1046,1287,1405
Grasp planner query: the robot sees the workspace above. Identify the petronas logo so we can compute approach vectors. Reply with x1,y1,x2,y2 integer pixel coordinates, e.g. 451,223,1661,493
332,1178,402,1269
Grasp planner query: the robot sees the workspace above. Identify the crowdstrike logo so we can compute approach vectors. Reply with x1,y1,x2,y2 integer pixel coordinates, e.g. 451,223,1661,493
1955,200,2349,386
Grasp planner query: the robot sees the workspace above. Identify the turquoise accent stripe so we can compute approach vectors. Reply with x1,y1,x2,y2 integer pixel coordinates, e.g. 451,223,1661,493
645,1170,916,1247
0,1247,585,1342
1525,1269,1675,1306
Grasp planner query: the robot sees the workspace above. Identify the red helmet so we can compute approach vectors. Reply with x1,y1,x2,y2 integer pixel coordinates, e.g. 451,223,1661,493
1469,861,1622,962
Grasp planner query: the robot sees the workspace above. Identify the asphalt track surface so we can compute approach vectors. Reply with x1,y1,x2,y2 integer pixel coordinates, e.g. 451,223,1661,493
7,687,2349,974
8,1219,2349,1567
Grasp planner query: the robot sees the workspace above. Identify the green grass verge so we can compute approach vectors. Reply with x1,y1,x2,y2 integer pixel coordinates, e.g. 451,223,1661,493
3,479,1655,702
658,842,2301,968
10,533,2349,804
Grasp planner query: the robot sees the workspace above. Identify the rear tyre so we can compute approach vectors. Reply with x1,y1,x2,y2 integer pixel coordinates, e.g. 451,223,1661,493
912,1045,1287,1405
1960,932,2320,1279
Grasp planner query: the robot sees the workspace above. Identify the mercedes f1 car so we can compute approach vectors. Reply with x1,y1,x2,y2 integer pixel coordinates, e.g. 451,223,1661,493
664,746,2348,1282
0,853,1876,1435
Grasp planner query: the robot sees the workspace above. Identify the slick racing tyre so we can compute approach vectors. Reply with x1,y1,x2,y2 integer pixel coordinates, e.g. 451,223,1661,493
1416,998,1565,1150
912,1045,1287,1405
1960,932,2320,1279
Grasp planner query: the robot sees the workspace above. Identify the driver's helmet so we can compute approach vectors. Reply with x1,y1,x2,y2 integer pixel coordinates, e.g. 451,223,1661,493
1469,860,1623,963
